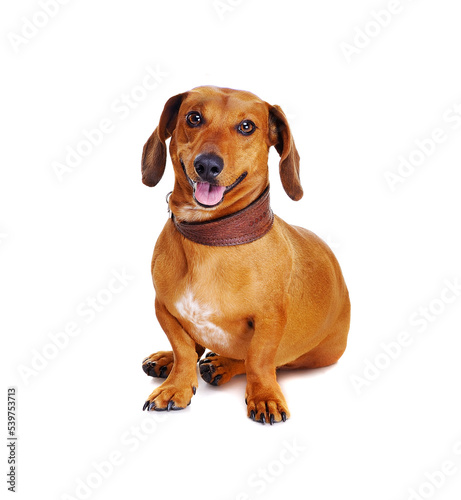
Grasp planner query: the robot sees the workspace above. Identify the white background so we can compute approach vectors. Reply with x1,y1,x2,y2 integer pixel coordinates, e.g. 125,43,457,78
2,1,461,499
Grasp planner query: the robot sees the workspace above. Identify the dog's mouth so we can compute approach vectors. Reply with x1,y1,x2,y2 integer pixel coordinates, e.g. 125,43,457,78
194,182,226,207
180,159,247,208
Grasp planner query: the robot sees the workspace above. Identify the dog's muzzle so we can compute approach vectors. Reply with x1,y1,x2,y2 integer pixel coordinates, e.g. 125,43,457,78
193,153,226,206
180,158,247,208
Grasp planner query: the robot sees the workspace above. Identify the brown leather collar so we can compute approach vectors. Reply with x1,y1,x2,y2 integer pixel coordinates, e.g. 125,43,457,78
171,186,274,246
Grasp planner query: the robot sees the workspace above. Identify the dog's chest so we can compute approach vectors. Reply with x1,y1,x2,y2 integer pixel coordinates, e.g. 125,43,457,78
153,230,260,354
175,288,230,349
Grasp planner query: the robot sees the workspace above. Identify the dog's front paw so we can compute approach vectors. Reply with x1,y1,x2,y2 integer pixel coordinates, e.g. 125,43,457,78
245,381,290,425
142,351,173,378
143,381,197,412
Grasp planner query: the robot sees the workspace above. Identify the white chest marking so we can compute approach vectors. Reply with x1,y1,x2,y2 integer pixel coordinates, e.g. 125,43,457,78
175,289,229,348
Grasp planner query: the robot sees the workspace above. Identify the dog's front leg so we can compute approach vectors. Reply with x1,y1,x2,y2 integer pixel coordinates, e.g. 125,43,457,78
143,299,198,411
245,315,290,425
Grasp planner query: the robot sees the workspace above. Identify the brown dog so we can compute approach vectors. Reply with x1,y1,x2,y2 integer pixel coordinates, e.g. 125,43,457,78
141,86,350,424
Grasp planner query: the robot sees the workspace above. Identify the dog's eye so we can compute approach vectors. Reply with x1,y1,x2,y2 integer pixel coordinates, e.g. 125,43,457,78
237,120,256,135
186,111,202,127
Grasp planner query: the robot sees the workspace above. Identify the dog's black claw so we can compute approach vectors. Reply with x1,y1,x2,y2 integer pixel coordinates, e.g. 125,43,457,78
211,374,222,386
167,400,174,412
250,410,256,421
192,386,197,395
259,413,266,425
142,401,150,411
148,401,156,411
245,398,248,405
270,414,275,425
159,365,167,378
207,352,217,357
142,357,150,363
199,358,211,365
281,412,287,422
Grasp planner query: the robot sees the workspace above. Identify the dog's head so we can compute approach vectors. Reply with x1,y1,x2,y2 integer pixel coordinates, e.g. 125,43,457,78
142,86,302,221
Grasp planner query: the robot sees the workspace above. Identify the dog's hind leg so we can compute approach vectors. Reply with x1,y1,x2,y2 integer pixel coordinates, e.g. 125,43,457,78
278,307,350,371
143,343,205,378
142,351,174,378
199,352,245,386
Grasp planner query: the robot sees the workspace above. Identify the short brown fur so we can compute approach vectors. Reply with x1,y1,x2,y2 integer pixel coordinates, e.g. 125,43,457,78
141,86,350,423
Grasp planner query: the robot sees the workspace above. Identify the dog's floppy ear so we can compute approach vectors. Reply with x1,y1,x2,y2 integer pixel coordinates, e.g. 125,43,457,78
141,92,187,187
268,105,303,201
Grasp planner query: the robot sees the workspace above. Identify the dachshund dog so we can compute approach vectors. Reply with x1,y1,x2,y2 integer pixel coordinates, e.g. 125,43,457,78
141,86,350,424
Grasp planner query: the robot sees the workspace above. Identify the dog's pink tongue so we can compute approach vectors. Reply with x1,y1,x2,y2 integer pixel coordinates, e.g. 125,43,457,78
195,182,225,206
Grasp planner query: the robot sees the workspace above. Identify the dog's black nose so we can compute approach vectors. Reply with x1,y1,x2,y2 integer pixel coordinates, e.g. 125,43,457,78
194,153,224,183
